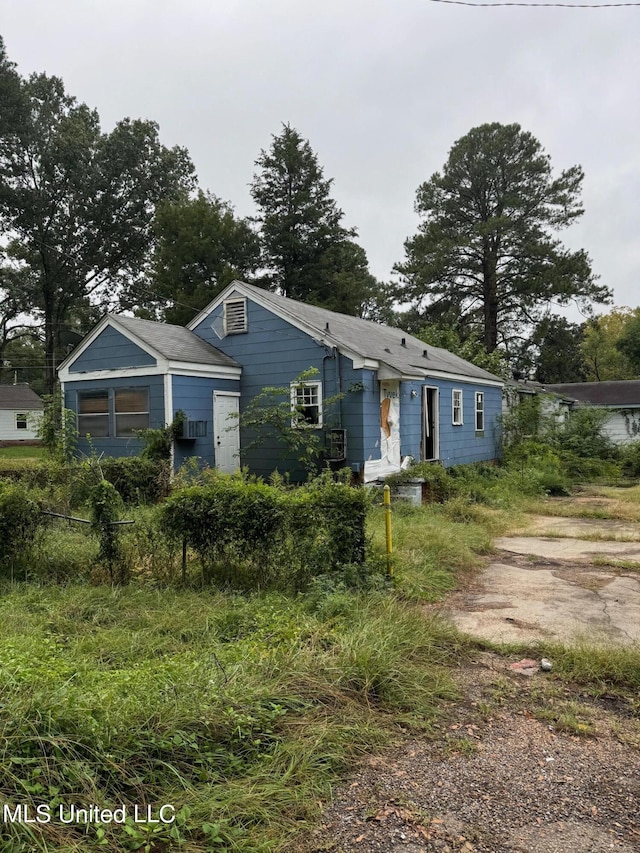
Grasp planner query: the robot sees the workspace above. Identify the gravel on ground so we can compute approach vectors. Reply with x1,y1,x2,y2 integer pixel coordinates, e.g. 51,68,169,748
291,653,640,853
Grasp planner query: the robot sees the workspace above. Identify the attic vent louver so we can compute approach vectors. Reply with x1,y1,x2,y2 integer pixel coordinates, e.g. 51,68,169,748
224,298,247,335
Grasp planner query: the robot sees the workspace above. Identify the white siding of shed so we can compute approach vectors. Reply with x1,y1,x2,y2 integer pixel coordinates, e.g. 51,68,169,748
0,409,41,441
602,410,640,445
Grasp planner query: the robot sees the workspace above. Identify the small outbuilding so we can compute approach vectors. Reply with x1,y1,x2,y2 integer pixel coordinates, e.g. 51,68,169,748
0,385,44,443
543,380,640,445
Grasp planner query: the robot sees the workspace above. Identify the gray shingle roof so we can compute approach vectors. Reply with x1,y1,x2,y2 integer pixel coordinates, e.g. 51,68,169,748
0,385,43,409
544,380,640,407
112,315,239,368
227,283,501,384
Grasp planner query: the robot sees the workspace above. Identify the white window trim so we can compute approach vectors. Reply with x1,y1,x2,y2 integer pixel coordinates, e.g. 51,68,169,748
475,392,485,432
452,389,463,426
223,297,247,335
15,412,28,430
290,380,323,429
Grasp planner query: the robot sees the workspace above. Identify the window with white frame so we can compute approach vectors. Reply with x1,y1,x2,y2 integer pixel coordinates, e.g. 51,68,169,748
475,392,484,432
78,390,109,437
15,413,28,430
291,381,322,428
452,389,463,425
115,388,150,436
223,298,247,334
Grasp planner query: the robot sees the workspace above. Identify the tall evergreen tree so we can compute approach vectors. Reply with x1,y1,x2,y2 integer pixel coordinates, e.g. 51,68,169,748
250,124,379,316
395,123,611,352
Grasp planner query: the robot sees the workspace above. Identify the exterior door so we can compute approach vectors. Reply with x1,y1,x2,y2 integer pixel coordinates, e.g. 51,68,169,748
213,392,240,473
422,386,439,461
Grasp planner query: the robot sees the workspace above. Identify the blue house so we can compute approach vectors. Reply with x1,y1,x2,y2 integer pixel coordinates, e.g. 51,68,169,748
58,281,503,480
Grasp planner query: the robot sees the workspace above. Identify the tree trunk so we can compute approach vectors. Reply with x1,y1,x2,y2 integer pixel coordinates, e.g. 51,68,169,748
482,247,499,352
44,311,57,395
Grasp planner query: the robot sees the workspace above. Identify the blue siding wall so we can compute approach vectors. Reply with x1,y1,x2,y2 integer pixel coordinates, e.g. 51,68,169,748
194,300,340,479
356,370,384,463
399,378,501,466
64,375,165,459
337,363,379,468
70,326,156,372
172,375,240,469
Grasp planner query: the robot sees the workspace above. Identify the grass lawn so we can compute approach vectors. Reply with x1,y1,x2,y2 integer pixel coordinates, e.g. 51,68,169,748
0,444,46,459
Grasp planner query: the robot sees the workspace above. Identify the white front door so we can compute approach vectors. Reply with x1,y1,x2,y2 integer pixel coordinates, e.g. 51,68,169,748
213,392,240,473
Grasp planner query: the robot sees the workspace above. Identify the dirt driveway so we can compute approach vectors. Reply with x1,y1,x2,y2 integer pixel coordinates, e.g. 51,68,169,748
294,490,640,853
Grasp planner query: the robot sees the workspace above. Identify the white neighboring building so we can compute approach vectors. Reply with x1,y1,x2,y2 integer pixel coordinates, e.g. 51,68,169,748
0,385,44,443
544,380,640,445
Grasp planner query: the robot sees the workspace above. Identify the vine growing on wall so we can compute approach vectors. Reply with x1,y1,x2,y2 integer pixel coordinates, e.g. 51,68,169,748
237,368,344,474
137,410,186,461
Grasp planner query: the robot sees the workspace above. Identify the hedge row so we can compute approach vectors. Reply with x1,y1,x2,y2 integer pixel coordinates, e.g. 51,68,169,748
0,457,170,504
161,475,368,590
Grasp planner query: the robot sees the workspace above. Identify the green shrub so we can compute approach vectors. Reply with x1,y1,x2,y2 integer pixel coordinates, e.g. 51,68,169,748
30,525,97,582
619,442,640,478
88,480,128,584
550,406,617,460
0,482,41,576
161,472,369,591
100,457,171,503
162,475,287,588
556,450,621,482
0,457,170,508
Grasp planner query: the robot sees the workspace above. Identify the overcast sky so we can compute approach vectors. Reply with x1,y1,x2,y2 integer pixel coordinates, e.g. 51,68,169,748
2,0,638,321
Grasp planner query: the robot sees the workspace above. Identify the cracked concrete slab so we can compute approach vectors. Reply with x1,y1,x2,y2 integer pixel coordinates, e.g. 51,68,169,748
446,507,640,646
495,536,640,562
521,514,640,540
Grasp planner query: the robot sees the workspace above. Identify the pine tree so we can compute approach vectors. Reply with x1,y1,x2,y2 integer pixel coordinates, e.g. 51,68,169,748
395,123,611,352
251,124,378,316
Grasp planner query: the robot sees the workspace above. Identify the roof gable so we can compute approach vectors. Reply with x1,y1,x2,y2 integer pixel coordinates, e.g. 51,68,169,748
0,385,43,410
189,281,502,385
59,314,240,376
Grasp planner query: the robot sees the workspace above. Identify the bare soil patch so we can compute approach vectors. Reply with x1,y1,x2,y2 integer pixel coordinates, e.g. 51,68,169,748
292,655,640,853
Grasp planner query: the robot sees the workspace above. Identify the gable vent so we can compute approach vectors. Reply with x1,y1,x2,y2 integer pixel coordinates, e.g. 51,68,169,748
224,298,247,335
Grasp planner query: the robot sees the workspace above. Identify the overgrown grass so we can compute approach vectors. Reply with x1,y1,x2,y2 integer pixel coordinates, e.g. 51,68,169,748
523,484,640,522
0,585,468,852
539,642,640,695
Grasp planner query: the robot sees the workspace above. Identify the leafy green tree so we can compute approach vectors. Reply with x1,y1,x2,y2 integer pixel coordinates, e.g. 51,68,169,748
251,124,379,316
414,323,508,378
532,315,587,384
1,334,45,393
581,307,640,381
0,263,34,378
615,314,640,374
132,191,262,325
0,47,195,391
395,122,610,351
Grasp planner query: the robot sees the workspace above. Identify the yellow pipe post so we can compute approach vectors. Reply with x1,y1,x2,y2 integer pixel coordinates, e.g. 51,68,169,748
383,484,393,578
